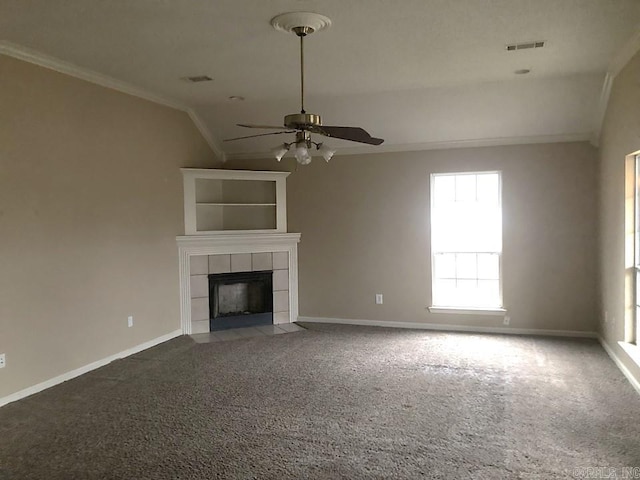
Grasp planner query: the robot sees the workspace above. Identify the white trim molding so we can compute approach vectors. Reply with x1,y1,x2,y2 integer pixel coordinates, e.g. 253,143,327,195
598,337,640,396
186,110,226,162
0,329,182,408
428,307,507,316
177,233,301,334
590,73,614,147
298,316,598,338
592,27,640,146
0,41,225,162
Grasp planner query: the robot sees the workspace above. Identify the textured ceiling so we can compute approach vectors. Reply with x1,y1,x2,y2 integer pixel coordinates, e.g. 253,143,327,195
2,0,640,158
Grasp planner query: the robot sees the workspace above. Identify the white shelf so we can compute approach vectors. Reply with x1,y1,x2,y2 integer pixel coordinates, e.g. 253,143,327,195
182,169,290,235
196,203,277,207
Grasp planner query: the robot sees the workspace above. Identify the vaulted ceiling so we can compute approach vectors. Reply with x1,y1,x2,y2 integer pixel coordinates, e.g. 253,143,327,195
2,0,640,159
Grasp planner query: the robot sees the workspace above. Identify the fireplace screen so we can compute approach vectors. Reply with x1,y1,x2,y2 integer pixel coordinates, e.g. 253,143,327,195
208,271,273,331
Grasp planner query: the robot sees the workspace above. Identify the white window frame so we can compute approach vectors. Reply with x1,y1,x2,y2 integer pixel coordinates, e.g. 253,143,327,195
428,171,505,315
620,153,640,367
634,154,640,345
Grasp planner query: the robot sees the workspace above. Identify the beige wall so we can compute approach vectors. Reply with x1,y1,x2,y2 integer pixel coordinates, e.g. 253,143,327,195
598,49,640,383
0,55,219,399
229,141,599,332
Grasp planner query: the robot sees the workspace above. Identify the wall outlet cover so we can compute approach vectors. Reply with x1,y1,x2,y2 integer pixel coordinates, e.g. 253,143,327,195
375,294,383,305
127,316,134,328
503,316,511,325
0,353,5,368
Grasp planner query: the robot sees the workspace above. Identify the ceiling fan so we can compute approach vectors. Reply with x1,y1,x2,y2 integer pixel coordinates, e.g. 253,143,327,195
224,12,384,165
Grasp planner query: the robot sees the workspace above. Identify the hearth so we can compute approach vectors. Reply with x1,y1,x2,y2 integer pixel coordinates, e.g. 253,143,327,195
208,271,273,331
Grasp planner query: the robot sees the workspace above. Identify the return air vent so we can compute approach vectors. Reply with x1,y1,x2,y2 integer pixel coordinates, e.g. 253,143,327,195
184,75,213,83
506,41,545,51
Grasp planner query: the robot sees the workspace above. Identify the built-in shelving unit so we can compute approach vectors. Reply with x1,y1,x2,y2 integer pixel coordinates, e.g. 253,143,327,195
181,168,290,234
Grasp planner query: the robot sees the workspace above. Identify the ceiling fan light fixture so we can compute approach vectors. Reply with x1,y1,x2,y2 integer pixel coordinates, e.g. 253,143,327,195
271,144,290,162
294,143,312,165
317,143,336,162
225,11,384,163
297,153,312,165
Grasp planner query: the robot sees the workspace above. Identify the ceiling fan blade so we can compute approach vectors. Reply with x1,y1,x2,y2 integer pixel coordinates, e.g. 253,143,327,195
237,123,289,130
224,130,296,142
311,125,384,145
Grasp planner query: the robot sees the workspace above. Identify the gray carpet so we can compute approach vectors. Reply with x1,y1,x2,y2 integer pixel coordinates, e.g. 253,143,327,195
1,323,639,479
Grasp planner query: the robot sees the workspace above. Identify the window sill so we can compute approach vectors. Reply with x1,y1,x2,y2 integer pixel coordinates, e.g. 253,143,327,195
428,306,507,316
618,341,640,368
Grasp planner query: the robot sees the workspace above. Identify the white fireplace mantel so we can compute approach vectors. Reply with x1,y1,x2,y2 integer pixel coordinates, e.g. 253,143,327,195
176,233,301,334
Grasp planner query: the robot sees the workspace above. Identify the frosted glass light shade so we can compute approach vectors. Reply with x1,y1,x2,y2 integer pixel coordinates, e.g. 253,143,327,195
317,144,336,162
271,144,289,162
294,144,312,165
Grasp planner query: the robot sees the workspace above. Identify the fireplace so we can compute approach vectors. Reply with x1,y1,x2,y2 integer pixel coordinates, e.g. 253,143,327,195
208,271,273,331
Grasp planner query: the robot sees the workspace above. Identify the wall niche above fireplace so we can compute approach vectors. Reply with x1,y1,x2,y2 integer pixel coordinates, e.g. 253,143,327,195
181,169,290,235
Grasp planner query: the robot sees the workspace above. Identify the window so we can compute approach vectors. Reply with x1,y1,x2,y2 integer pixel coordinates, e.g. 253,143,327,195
628,154,640,345
621,153,640,364
634,155,640,344
430,172,502,310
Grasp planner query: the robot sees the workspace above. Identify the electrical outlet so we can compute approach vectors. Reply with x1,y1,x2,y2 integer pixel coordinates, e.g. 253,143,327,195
604,311,609,324
127,316,134,328
503,315,511,326
375,294,383,305
0,354,5,369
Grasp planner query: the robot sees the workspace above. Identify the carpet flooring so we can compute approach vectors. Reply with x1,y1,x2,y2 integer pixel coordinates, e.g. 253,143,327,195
1,323,639,479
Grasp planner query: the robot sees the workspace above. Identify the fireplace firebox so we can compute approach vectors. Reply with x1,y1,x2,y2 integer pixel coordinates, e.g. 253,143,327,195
208,271,273,331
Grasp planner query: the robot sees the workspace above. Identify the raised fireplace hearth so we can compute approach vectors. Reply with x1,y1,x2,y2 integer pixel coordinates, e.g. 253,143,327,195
209,270,273,330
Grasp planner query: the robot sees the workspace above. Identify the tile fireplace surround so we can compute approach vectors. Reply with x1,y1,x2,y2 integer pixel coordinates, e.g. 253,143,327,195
176,233,301,334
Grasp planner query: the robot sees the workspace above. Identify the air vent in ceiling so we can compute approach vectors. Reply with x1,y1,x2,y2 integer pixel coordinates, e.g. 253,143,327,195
506,41,545,51
184,75,213,83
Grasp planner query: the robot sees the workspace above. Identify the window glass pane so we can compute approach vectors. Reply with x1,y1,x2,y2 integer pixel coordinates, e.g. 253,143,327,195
456,253,477,279
477,253,500,280
456,279,478,304
636,269,640,308
455,175,476,202
434,253,456,279
477,173,499,205
433,175,455,204
477,280,500,307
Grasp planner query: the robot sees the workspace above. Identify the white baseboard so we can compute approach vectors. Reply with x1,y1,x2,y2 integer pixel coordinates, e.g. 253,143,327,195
598,336,640,396
298,316,598,338
0,329,183,408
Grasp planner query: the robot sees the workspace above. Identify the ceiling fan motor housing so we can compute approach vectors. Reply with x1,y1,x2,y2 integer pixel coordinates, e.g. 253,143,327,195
284,113,322,129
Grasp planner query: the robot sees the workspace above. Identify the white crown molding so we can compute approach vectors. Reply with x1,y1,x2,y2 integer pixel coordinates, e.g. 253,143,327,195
0,41,226,162
187,110,226,162
590,72,614,147
0,329,182,408
225,132,592,161
299,316,598,338
592,27,640,146
0,41,184,108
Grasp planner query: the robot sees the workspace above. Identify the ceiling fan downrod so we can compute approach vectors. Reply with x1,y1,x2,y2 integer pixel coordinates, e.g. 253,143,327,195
292,26,314,115
226,12,384,150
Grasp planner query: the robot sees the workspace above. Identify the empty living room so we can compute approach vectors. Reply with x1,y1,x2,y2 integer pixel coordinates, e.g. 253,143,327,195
2,1,640,478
